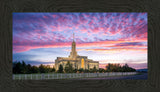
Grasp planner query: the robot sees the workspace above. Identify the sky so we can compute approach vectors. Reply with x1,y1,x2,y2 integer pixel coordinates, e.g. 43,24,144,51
13,13,147,69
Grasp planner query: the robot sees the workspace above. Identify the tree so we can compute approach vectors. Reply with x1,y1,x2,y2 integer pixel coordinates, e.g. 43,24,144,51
89,66,97,73
106,63,111,72
64,61,73,73
58,64,63,73
99,68,105,73
16,61,23,74
21,61,27,73
45,65,52,73
112,64,121,72
39,64,46,73
12,61,57,74
124,63,129,68
13,61,17,74
26,64,32,74
84,69,89,73
105,63,136,72
93,66,97,73
31,66,39,73
78,68,84,73
73,69,78,73
51,67,56,72
122,63,136,72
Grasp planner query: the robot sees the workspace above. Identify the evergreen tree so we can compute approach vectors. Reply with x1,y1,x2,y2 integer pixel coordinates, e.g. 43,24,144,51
78,68,84,73
21,61,27,73
93,66,97,73
58,64,63,73
16,61,23,73
45,65,51,73
13,61,57,74
26,64,32,74
51,67,56,72
99,68,105,73
64,61,73,73
105,63,136,72
31,66,39,73
39,64,46,73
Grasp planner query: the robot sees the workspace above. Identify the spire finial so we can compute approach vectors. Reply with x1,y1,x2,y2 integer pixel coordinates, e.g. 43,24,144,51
73,32,75,41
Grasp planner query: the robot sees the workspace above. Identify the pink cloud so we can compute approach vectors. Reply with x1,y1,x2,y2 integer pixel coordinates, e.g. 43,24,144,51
43,16,48,19
13,42,72,53
52,15,57,18
92,27,99,33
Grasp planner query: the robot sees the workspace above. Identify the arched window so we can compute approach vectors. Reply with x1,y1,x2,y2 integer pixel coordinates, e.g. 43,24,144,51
81,58,84,68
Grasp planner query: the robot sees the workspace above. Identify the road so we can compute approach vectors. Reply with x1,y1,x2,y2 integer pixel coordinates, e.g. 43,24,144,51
72,73,147,80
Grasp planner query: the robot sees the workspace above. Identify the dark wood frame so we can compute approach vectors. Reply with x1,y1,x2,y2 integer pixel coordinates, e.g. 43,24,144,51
0,0,160,92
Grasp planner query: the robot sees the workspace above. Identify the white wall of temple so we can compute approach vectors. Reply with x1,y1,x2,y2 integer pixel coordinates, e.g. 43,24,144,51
56,61,78,70
88,63,99,69
55,59,99,71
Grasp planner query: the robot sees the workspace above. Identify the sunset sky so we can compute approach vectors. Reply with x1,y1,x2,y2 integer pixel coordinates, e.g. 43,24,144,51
13,13,147,69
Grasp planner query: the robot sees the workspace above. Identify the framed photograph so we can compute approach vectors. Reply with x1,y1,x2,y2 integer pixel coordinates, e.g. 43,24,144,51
12,13,147,80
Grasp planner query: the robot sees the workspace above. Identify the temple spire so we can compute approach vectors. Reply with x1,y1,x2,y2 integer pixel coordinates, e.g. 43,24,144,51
73,32,75,42
69,32,77,59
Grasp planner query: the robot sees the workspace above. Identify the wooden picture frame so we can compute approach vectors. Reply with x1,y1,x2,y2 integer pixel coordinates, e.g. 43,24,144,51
0,0,160,92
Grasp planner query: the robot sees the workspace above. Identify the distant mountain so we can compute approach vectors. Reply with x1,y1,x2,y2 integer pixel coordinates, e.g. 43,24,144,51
136,68,148,72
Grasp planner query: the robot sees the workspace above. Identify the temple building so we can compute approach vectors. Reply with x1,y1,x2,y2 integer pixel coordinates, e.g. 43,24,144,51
55,33,99,71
